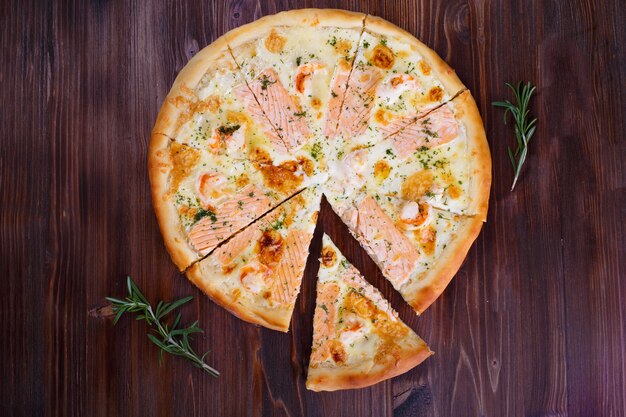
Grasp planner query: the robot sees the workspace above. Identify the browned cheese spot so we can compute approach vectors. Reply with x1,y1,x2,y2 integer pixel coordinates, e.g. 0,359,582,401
329,340,347,364
235,173,250,188
428,86,444,102
334,40,352,56
447,184,462,199
417,226,436,256
374,160,391,182
257,229,284,267
169,142,200,191
321,246,337,267
372,44,395,69
374,108,390,125
419,60,431,75
401,170,434,201
265,29,286,53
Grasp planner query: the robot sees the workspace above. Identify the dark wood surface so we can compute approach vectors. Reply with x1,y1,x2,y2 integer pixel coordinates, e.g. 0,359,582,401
2,1,625,416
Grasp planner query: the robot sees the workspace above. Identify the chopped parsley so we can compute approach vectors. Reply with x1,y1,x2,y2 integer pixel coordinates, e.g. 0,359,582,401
217,124,240,136
194,208,217,223
296,56,302,66
260,74,276,90
310,142,322,160
320,304,329,313
293,110,307,117
363,40,370,49
331,91,338,98
380,38,387,46
327,36,337,46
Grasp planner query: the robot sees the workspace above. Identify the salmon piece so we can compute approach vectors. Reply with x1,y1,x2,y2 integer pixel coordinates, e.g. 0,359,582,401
247,69,311,152
188,185,272,255
234,83,289,154
270,230,312,305
355,196,421,287
387,105,459,159
310,281,341,364
215,225,262,266
323,60,352,138
337,66,383,137
378,110,429,137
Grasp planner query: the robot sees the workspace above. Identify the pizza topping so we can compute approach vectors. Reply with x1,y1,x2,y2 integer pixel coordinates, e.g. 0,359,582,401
447,184,462,199
416,225,437,256
371,44,395,69
265,29,286,53
169,142,200,192
294,62,326,95
401,170,434,201
373,160,391,182
240,262,270,293
400,201,430,228
196,171,229,207
418,60,431,75
321,246,337,268
256,159,304,194
257,229,285,267
206,95,222,112
428,86,444,102
333,39,353,56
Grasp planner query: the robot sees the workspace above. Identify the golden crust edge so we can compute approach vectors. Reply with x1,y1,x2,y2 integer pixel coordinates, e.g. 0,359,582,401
306,340,433,391
148,133,200,271
455,90,492,222
152,33,234,138
405,214,485,314
224,9,366,51
186,262,293,332
364,14,466,97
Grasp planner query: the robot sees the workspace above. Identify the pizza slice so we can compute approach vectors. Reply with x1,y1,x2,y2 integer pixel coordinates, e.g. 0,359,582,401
152,33,293,162
306,234,432,391
149,135,319,271
328,90,491,218
333,14,466,150
225,9,366,153
185,186,321,332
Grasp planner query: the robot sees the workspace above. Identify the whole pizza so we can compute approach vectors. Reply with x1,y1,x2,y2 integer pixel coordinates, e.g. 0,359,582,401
149,9,491,391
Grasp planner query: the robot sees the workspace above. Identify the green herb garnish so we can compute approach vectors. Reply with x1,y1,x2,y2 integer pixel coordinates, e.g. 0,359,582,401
194,208,217,223
492,82,537,191
106,277,219,377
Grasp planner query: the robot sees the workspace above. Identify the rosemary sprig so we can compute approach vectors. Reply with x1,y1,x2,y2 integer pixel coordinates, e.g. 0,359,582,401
492,82,537,191
106,276,219,377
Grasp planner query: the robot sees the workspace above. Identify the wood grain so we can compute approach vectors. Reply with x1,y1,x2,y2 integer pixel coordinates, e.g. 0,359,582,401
1,1,624,416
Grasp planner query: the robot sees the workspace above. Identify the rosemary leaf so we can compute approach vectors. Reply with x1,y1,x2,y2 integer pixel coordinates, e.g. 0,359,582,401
492,81,538,190
106,276,219,377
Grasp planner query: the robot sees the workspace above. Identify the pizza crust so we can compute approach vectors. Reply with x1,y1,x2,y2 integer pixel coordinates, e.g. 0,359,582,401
306,341,433,391
152,33,235,138
455,90,492,221
364,14,466,98
148,133,200,271
223,9,366,51
406,214,484,314
186,262,292,332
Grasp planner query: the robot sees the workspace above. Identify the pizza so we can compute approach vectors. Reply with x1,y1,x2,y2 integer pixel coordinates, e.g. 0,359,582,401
186,187,321,332
149,9,491,389
307,235,432,391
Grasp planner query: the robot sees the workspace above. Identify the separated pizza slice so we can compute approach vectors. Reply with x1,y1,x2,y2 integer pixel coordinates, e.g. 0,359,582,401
149,135,320,271
225,9,366,154
306,234,432,391
334,14,466,150
185,186,321,332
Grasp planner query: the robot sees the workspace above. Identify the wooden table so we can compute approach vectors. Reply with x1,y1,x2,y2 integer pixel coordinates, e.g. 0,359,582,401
2,1,624,416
